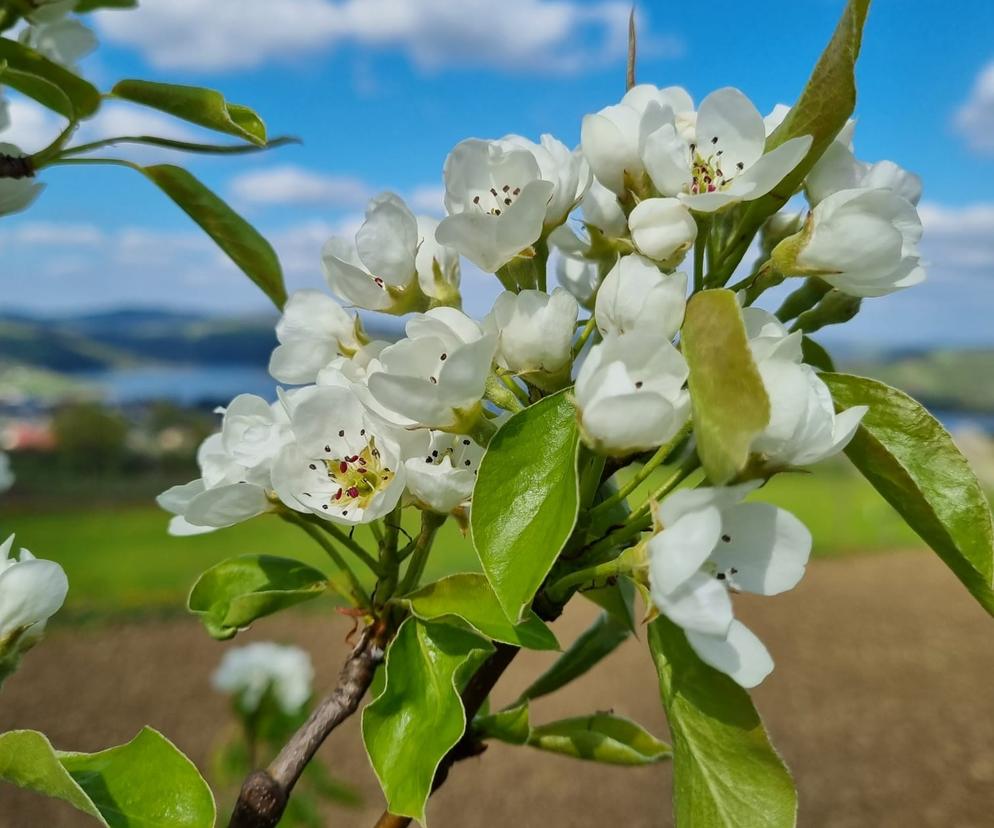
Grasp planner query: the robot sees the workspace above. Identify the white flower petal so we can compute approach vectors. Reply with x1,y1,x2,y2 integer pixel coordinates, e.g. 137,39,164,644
686,620,774,688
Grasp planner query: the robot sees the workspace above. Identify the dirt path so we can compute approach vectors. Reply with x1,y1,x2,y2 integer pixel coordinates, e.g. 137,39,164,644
2,550,993,827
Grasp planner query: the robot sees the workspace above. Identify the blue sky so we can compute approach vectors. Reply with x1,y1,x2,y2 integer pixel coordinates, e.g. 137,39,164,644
2,0,993,348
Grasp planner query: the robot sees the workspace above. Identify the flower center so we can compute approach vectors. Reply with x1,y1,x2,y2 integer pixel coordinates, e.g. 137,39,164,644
687,139,746,195
312,438,393,515
471,183,522,217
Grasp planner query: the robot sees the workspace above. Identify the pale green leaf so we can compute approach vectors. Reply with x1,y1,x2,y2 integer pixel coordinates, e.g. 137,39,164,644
362,618,493,823
682,289,770,484
0,728,216,827
824,373,994,614
648,617,796,827
112,80,267,146
0,38,100,119
471,390,581,621
188,554,328,639
404,573,559,650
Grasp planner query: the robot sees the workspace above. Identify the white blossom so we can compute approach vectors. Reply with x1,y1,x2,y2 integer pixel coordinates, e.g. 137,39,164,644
213,642,313,715
272,384,408,525
627,197,697,265
269,290,365,385
436,138,555,272
20,16,97,70
0,534,68,667
482,288,578,390
581,84,695,195
0,144,44,218
595,255,687,339
499,133,590,229
783,188,925,297
641,87,812,212
367,308,497,433
404,433,484,514
648,483,811,687
806,131,922,206
574,333,690,456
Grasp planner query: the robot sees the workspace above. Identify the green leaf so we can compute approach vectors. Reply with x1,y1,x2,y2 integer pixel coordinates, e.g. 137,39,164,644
112,80,267,146
0,727,216,827
823,373,994,614
517,611,630,704
471,390,581,621
476,705,670,766
75,0,139,11
582,575,636,633
404,573,559,651
362,618,493,822
0,38,100,120
188,554,328,639
648,617,797,827
138,164,287,309
800,335,835,372
682,289,770,484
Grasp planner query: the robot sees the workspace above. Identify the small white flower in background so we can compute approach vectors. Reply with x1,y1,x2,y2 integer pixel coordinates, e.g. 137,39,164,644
641,87,812,212
574,333,690,456
552,244,600,308
482,288,578,391
367,308,497,433
24,0,77,24
581,84,695,195
0,534,69,669
435,138,555,272
595,255,687,340
19,16,97,70
742,309,866,467
0,452,13,493
404,433,484,515
213,642,313,716
627,197,698,265
323,193,436,315
777,188,925,297
647,483,812,688
499,134,590,230
272,384,408,525
0,144,44,218
269,290,365,385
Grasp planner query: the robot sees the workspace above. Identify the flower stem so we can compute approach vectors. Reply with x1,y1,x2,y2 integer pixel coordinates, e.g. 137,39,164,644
282,514,372,609
693,217,710,293
310,518,384,576
397,512,446,596
572,315,598,358
627,450,702,525
53,134,298,159
586,419,692,521
546,553,638,604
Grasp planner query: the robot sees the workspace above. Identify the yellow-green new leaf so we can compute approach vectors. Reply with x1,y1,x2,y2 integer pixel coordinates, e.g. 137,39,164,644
112,80,267,146
648,617,797,827
188,554,329,640
0,728,216,827
404,573,559,651
471,390,581,621
362,618,493,823
824,373,994,615
682,289,770,483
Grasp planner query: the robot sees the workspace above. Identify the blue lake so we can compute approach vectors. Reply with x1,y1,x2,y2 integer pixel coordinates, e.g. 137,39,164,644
81,366,278,406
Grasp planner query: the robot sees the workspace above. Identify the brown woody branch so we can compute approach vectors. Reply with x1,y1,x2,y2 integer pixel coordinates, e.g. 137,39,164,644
228,623,388,828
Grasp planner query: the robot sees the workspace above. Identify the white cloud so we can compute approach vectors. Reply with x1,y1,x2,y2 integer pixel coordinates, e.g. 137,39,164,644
95,0,665,75
229,165,374,207
919,201,994,270
0,98,64,153
0,222,104,247
954,60,994,155
407,184,445,215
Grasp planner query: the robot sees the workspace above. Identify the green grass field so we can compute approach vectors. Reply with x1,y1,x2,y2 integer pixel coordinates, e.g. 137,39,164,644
0,462,924,620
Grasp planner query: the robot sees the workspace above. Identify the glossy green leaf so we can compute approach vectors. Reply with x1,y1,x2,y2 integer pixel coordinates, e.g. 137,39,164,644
648,617,796,827
516,611,630,704
582,575,637,633
476,705,670,766
0,727,216,827
188,554,328,639
682,289,770,484
824,373,994,614
138,164,287,309
362,618,493,823
404,573,559,650
800,335,835,372
471,390,581,621
112,80,267,146
0,39,100,119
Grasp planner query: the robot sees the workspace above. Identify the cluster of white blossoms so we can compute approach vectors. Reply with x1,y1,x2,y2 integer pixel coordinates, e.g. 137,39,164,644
212,642,314,715
0,0,97,218
158,81,924,688
0,534,69,681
